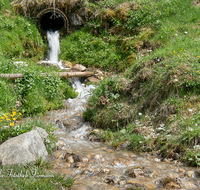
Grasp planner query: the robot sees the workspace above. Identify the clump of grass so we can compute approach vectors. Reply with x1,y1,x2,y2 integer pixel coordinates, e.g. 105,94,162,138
0,163,75,190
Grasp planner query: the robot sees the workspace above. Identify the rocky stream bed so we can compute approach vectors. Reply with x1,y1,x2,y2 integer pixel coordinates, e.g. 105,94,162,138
41,78,200,190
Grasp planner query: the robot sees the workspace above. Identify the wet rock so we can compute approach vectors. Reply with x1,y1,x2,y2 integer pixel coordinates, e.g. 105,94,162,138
119,180,126,185
94,154,103,160
112,159,122,166
88,135,100,142
103,168,110,174
67,155,74,163
118,158,133,166
126,168,145,178
187,170,195,178
145,183,157,189
104,176,119,184
178,168,185,174
64,153,81,163
81,156,89,162
154,158,161,162
127,179,142,186
72,64,86,72
162,177,179,188
128,153,137,158
74,162,89,168
85,77,99,85
55,153,65,159
56,140,65,150
165,181,180,189
149,171,160,178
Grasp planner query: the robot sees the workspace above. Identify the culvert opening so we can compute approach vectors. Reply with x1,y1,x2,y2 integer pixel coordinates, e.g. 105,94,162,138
36,8,69,36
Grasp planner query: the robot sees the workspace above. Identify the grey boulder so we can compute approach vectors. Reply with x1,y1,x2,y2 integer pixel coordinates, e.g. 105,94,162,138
0,128,48,165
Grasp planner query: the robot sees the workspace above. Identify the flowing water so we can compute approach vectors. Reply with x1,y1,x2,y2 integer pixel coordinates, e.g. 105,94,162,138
41,30,200,189
41,78,200,190
47,30,60,63
41,30,64,69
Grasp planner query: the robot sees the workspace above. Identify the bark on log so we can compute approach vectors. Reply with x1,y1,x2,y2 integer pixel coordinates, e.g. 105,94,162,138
0,72,94,80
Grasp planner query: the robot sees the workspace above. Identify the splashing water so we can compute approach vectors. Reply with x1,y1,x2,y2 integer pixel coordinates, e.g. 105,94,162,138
41,30,64,69
47,30,60,63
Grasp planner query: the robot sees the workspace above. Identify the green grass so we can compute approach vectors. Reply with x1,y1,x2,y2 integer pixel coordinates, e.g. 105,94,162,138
60,29,126,72
0,163,75,190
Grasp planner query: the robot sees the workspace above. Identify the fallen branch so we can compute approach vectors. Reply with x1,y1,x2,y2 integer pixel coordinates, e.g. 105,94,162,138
0,72,94,80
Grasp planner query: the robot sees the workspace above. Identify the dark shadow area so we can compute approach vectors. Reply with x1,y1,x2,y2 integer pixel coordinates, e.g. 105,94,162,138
40,12,64,31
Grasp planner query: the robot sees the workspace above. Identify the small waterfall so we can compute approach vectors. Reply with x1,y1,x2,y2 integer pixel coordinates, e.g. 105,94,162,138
41,30,64,69
47,30,60,63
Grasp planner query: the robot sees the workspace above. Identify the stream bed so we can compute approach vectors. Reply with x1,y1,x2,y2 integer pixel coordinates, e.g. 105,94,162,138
42,78,200,190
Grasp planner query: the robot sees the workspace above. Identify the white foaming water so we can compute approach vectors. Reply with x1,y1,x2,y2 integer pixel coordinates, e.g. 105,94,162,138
42,30,64,69
72,77,96,100
47,30,60,63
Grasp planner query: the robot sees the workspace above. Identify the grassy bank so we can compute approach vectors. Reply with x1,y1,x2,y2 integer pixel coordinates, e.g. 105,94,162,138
82,0,200,166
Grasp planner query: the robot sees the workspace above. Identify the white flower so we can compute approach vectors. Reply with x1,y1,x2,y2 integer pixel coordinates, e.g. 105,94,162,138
184,31,188,34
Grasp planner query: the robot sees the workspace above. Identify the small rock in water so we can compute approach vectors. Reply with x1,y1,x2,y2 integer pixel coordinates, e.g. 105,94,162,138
94,154,103,160
103,168,110,174
67,155,74,163
126,168,145,178
187,170,195,178
165,181,180,189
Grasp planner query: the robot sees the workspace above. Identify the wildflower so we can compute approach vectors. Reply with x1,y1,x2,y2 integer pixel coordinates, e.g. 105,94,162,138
12,118,16,121
10,123,14,126
184,31,188,34
13,109,16,111
19,112,22,116
166,65,168,67
177,62,179,63
197,71,199,73
6,119,10,121
12,112,16,116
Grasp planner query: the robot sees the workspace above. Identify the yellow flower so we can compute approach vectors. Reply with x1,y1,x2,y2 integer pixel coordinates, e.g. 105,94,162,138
10,123,14,126
12,112,16,116
166,65,168,67
12,118,16,121
13,109,16,111
177,62,179,63
197,71,199,73
4,115,8,118
0,120,2,122
19,113,22,116
6,119,10,121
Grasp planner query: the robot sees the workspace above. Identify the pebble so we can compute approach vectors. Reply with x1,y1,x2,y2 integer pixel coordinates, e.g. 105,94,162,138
187,171,195,178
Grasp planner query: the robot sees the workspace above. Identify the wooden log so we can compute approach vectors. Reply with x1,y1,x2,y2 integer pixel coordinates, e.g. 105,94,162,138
0,72,94,80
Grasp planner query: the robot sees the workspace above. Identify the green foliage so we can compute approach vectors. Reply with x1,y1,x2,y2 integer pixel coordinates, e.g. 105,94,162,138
15,71,77,115
0,14,43,60
60,29,124,71
0,79,16,113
